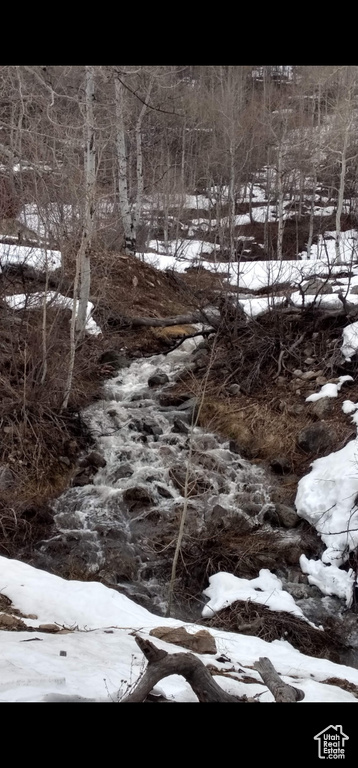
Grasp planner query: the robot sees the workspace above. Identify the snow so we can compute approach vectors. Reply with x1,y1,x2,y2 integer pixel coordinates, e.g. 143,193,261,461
300,555,355,605
342,400,358,415
202,569,316,625
295,434,358,569
0,243,61,272
1,555,358,703
305,376,353,402
4,292,101,335
341,320,358,361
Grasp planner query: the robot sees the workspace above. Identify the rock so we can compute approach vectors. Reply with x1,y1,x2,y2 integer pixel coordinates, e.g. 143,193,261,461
275,504,299,528
283,583,320,600
123,486,154,506
309,397,335,419
38,624,61,633
142,420,163,436
72,469,94,487
302,279,333,294
0,613,28,630
148,372,170,387
159,389,192,407
292,369,303,377
304,357,315,365
99,350,130,368
300,370,322,381
287,404,305,416
169,465,211,496
315,376,327,386
156,484,173,499
59,456,71,467
270,457,292,475
297,422,336,455
86,451,107,469
78,451,106,469
172,417,189,435
150,626,217,654
350,285,358,294
110,463,133,481
0,464,15,490
227,384,241,395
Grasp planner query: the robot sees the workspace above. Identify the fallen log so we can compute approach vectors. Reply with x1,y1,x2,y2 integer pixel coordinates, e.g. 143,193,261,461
128,311,220,328
121,636,305,703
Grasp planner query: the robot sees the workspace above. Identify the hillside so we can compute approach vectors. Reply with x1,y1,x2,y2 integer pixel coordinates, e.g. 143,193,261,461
1,65,358,706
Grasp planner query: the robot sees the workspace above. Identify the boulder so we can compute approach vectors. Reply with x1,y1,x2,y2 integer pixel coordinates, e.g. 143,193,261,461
123,486,154,506
0,464,15,490
270,457,292,475
297,422,336,455
172,417,189,435
98,350,130,368
148,372,170,387
302,279,333,295
150,626,217,654
308,397,335,419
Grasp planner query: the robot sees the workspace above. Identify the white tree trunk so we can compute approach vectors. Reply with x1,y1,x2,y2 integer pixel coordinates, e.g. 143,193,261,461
335,123,349,265
277,144,284,260
133,77,153,240
76,65,96,338
114,74,135,256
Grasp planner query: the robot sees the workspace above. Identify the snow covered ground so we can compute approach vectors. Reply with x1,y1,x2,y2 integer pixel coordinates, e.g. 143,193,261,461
4,292,101,336
1,556,358,703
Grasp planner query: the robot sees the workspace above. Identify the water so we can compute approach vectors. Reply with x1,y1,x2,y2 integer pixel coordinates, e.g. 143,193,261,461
36,337,275,616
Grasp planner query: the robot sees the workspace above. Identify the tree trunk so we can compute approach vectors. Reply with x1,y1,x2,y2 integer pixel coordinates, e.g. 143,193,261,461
76,66,96,339
115,73,135,256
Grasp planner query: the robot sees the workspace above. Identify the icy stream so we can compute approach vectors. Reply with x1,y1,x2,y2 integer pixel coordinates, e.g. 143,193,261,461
37,337,274,616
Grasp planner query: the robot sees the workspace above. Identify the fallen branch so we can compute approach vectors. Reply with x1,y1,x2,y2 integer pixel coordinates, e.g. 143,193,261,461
253,657,304,702
121,636,305,703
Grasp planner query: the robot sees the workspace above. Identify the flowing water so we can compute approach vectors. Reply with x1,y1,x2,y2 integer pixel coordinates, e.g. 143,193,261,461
35,336,273,617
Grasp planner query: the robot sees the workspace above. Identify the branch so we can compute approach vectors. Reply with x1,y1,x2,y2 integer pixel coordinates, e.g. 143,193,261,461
121,637,305,703
253,657,304,702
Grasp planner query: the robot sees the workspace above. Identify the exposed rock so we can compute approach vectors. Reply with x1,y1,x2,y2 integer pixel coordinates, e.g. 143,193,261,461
148,372,170,387
272,504,299,528
123,486,154,506
297,422,336,455
304,357,315,365
169,465,211,496
172,417,189,435
227,384,241,395
0,613,28,630
287,404,305,416
302,279,333,294
300,370,324,381
98,350,130,368
270,457,292,475
142,420,163,436
150,626,217,654
156,484,174,499
38,624,61,633
78,451,106,469
308,397,335,419
315,376,327,387
110,463,133,481
72,468,94,487
284,582,321,600
159,389,192,407
0,464,15,490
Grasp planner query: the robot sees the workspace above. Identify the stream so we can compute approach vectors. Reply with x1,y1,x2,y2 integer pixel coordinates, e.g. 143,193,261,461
28,337,358,663
32,337,275,616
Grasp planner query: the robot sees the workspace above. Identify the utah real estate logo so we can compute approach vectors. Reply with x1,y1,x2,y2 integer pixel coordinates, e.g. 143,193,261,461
314,725,349,759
